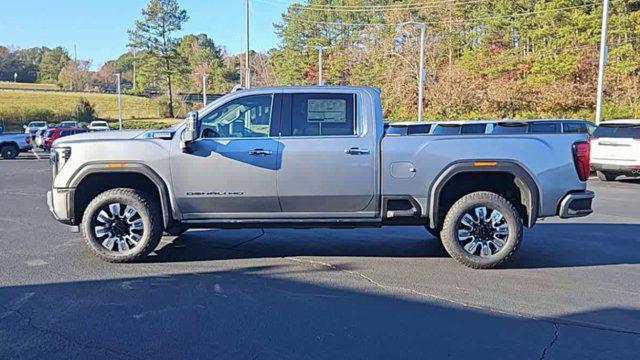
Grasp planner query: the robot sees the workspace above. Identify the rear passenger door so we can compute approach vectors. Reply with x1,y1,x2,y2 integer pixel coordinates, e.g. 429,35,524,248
276,92,377,217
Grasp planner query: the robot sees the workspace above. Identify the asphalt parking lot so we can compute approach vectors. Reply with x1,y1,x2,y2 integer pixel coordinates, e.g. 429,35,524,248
1,152,639,359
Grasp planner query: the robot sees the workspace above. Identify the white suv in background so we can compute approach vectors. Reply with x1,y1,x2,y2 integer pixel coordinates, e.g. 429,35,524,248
88,121,110,131
591,119,640,181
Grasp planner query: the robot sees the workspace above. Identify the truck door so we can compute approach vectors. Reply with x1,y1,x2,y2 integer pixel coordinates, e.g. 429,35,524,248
171,93,282,219
276,92,377,217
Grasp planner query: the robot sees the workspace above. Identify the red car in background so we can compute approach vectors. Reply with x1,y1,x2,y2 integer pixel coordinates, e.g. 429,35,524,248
42,127,89,151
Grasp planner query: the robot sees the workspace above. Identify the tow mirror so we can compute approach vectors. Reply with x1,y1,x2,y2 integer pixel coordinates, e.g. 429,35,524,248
181,111,199,153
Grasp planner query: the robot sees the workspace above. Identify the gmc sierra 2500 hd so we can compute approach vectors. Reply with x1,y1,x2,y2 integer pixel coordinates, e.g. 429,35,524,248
47,86,594,268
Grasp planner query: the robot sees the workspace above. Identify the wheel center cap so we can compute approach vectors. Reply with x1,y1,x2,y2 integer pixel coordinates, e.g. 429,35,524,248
112,221,128,236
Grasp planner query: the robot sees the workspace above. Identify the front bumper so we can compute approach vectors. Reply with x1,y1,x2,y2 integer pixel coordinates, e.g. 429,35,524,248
558,190,594,218
47,188,75,225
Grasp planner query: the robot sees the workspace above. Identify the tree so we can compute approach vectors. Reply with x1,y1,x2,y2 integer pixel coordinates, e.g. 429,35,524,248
73,97,97,122
38,47,69,83
129,0,189,117
58,60,92,91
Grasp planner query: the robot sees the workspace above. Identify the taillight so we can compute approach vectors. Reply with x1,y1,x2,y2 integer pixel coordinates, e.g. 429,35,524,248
634,136,640,141
25,136,30,143
572,141,590,182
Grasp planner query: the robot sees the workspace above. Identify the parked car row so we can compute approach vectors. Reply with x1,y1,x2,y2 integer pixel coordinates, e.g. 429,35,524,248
24,120,111,138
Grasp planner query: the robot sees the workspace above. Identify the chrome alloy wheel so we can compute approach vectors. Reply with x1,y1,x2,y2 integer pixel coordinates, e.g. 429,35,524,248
456,206,509,257
94,203,144,252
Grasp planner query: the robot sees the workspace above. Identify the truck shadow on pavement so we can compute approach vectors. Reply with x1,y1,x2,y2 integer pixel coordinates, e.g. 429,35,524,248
1,265,639,359
149,223,640,270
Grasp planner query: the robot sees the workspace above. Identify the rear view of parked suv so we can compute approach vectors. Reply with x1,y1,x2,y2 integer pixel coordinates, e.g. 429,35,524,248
591,120,640,181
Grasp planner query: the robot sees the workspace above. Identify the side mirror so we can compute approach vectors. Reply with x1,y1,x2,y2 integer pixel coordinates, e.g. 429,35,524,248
181,111,199,153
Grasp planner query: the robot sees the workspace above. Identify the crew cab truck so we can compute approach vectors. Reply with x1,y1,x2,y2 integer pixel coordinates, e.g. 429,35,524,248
47,86,594,268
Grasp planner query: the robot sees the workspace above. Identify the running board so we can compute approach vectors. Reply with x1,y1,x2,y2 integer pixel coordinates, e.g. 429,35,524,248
181,218,382,229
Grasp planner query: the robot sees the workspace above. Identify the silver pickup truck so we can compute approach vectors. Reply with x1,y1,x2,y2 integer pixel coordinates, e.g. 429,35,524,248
0,132,32,159
47,86,594,268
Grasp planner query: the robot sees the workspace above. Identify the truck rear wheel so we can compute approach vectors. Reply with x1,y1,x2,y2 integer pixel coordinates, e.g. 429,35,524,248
596,171,617,182
80,188,163,263
440,191,523,269
0,144,19,159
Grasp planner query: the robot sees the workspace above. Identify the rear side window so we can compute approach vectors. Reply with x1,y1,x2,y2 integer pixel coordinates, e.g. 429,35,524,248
433,125,461,135
529,122,561,134
407,124,432,135
594,124,640,138
461,124,487,134
562,122,587,134
286,93,356,137
492,123,528,134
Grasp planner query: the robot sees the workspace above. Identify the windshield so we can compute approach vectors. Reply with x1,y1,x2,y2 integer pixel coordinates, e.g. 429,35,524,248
92,122,107,126
29,122,46,127
594,124,640,138
59,122,76,127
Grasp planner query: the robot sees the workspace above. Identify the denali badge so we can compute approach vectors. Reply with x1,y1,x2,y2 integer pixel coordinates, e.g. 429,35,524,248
186,191,245,196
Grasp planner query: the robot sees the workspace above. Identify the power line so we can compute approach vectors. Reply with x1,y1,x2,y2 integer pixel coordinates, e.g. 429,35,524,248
280,2,602,28
256,0,492,12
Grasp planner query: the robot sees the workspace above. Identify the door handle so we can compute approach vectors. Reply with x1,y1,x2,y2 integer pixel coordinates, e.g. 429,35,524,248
344,147,370,155
249,148,273,156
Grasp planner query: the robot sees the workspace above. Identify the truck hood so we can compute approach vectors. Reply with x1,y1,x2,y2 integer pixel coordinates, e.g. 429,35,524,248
53,130,147,146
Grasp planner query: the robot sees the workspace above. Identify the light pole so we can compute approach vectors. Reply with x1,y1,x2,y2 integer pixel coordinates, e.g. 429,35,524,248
398,22,426,121
201,72,209,106
114,74,122,130
305,45,329,85
595,0,610,125
245,0,251,88
132,47,137,91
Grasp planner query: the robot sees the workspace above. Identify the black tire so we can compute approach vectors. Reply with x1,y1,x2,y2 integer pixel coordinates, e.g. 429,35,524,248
440,191,523,269
0,144,19,160
596,171,617,182
80,188,163,263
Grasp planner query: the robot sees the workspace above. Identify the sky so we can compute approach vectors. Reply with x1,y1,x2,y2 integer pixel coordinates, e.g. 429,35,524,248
0,0,295,69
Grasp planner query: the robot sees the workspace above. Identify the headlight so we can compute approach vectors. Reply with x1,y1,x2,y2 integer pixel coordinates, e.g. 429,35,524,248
51,146,72,173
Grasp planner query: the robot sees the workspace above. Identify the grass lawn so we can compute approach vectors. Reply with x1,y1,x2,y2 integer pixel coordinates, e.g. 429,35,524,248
0,81,60,91
0,89,162,124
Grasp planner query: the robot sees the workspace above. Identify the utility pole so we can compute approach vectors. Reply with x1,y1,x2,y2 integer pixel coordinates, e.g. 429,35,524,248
417,23,426,122
202,72,209,106
115,74,122,130
305,45,329,85
595,0,610,125
132,48,137,90
245,0,251,88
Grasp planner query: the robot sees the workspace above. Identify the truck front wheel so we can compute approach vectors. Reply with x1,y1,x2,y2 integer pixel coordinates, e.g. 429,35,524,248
80,188,163,263
440,191,523,269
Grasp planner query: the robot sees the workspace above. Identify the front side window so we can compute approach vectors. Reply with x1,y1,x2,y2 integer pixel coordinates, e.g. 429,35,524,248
287,93,356,137
200,94,272,138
